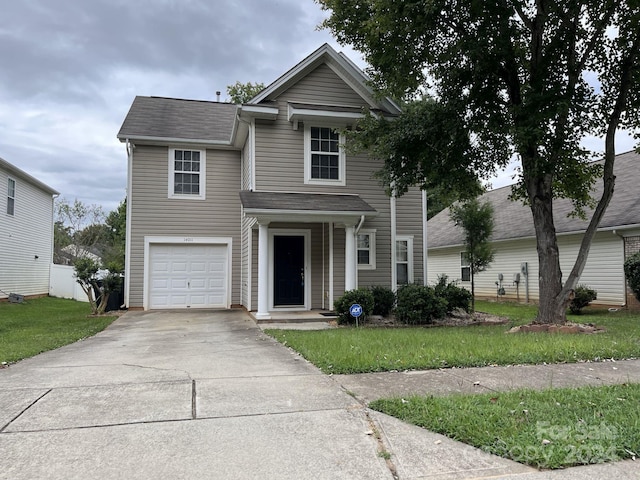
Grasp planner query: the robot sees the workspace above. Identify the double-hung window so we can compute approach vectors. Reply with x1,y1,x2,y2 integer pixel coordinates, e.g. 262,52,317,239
7,178,15,216
396,236,414,286
357,230,376,270
461,252,471,281
304,126,345,185
169,149,206,199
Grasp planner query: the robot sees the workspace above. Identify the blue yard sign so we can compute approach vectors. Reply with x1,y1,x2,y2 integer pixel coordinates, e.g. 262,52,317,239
349,303,363,327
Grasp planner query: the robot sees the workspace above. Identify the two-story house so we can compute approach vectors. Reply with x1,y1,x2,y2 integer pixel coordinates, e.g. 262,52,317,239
0,157,58,300
117,44,427,319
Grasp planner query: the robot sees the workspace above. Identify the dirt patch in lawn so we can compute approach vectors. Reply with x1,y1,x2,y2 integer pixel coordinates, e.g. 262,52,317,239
355,310,510,328
507,323,606,334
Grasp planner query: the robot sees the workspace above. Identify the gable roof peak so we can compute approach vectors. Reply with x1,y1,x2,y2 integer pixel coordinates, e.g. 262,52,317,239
249,44,400,114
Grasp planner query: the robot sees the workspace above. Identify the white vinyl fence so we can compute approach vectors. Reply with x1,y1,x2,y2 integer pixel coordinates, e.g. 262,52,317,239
49,264,88,302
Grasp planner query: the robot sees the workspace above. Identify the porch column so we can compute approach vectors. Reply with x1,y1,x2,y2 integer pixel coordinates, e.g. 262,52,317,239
345,224,357,291
256,221,271,320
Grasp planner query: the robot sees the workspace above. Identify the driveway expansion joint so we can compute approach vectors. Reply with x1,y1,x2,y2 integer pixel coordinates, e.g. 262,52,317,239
0,389,51,433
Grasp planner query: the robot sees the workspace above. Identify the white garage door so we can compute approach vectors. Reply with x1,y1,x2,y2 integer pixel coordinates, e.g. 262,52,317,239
149,244,229,309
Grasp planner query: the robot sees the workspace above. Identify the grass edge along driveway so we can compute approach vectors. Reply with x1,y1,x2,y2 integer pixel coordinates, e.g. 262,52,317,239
0,296,117,364
370,384,640,469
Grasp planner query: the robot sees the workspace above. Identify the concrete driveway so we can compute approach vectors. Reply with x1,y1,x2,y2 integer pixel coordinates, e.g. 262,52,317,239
0,310,390,480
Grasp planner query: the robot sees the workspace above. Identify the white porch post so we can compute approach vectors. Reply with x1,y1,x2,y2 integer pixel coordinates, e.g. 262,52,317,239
256,221,271,320
345,224,357,291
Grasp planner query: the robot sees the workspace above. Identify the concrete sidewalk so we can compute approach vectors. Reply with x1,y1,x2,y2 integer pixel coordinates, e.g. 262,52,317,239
0,311,638,479
334,360,640,479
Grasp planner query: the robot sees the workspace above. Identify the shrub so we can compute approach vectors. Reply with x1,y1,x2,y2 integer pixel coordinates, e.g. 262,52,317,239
395,284,448,325
569,285,597,314
369,285,396,316
334,288,375,325
624,252,640,302
433,274,472,314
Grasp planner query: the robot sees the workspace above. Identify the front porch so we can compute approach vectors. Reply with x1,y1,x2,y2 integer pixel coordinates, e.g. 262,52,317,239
240,190,378,321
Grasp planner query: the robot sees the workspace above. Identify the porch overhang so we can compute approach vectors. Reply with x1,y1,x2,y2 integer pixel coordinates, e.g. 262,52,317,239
239,190,378,225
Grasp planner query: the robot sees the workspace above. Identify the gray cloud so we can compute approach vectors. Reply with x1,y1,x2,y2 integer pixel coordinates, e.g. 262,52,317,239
0,0,343,212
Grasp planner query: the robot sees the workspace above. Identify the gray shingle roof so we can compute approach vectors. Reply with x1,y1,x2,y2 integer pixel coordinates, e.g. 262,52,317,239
117,96,237,143
239,191,377,214
428,150,640,248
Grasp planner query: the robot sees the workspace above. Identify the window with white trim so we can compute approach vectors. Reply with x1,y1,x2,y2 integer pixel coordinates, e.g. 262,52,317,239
304,126,345,185
461,252,471,282
396,236,414,285
357,230,376,270
169,149,206,199
7,178,15,216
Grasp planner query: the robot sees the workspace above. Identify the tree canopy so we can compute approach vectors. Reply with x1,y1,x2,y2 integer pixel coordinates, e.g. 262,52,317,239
319,0,640,323
226,81,265,104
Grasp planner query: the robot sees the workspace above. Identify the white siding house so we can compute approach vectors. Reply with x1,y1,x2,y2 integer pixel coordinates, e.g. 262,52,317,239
0,157,59,299
427,151,640,308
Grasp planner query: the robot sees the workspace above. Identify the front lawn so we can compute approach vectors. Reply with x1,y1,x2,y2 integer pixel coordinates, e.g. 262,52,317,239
265,301,640,374
0,296,117,364
370,384,640,469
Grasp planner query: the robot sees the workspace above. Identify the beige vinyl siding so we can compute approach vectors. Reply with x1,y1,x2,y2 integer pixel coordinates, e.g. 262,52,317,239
283,63,367,107
255,63,367,193
240,134,253,309
128,145,242,308
427,232,626,306
250,63,424,297
396,187,425,284
0,168,54,298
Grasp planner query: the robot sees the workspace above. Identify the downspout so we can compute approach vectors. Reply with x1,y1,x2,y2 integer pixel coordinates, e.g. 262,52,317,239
124,139,134,308
613,230,628,307
390,186,397,291
354,215,366,235
422,189,428,285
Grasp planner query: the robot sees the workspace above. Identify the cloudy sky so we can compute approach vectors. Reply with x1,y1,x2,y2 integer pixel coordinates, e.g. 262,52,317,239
1,1,637,214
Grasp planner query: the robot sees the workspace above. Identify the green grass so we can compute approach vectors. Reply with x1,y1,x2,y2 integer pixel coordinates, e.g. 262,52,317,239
265,301,640,374
0,296,116,364
370,384,640,469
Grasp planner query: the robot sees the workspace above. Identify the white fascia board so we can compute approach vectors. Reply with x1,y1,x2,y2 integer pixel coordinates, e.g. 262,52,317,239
238,104,279,120
118,135,235,149
287,105,364,125
244,208,377,225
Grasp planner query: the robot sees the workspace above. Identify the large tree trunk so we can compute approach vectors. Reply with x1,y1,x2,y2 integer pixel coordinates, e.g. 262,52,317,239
527,174,570,324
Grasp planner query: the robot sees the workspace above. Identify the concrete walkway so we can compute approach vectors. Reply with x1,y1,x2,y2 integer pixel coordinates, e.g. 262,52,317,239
0,311,638,479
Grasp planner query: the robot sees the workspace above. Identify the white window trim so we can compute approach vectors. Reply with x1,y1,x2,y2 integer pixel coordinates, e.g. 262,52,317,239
395,235,414,287
168,148,206,200
357,229,376,270
6,177,15,216
303,125,346,186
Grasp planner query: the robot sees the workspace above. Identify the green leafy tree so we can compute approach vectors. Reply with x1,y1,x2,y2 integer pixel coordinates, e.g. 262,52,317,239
226,81,265,104
450,199,495,311
73,258,121,315
103,198,126,272
319,0,640,324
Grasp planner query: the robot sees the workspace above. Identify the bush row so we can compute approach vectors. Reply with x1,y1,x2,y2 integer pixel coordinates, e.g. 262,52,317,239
334,275,471,325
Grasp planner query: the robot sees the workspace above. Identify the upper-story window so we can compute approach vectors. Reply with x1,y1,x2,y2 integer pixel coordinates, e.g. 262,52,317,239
304,126,346,186
7,178,15,216
168,149,206,200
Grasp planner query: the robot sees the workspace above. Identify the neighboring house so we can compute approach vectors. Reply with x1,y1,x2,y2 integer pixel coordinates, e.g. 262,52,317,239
117,44,428,317
427,150,640,308
57,244,102,266
0,157,59,299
